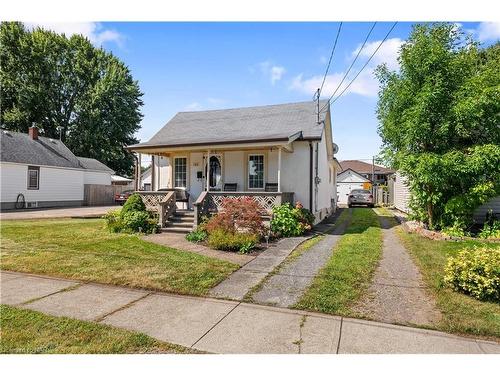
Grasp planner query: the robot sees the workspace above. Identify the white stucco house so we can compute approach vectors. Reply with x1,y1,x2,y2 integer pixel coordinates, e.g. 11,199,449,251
0,127,114,210
128,101,341,231
336,168,371,205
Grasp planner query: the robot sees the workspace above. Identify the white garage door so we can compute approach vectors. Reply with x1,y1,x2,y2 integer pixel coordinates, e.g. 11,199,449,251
337,183,365,204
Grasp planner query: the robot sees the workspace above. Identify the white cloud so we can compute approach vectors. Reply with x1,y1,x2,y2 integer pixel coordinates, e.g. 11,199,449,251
352,37,403,71
258,61,286,85
291,38,403,100
184,102,202,111
476,22,500,42
24,22,124,47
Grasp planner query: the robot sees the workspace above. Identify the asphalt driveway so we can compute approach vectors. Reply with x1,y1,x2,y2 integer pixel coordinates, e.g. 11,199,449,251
0,205,117,220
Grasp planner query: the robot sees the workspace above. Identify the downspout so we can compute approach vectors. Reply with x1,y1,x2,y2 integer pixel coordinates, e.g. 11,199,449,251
315,142,319,213
131,152,139,191
309,141,313,211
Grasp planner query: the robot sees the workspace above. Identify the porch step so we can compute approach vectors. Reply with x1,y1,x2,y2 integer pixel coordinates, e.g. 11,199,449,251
166,221,193,229
169,216,194,223
161,226,192,234
174,210,194,218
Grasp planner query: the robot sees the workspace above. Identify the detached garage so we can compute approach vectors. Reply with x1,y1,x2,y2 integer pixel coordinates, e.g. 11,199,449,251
337,168,371,205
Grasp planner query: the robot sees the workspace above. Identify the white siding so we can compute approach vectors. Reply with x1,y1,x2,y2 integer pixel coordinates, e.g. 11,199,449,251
1,162,84,204
281,141,311,210
83,171,111,185
223,151,245,190
394,171,411,213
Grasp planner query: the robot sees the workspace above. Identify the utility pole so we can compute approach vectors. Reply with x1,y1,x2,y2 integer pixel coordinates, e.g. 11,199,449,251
372,156,375,185
313,88,320,124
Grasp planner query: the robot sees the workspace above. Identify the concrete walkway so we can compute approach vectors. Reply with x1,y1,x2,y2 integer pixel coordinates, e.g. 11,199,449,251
0,205,117,220
1,270,498,353
208,236,311,300
251,209,351,307
353,212,442,326
145,232,255,266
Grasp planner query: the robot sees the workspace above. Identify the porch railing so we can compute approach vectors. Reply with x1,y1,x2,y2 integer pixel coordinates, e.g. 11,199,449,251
136,191,176,227
193,191,294,228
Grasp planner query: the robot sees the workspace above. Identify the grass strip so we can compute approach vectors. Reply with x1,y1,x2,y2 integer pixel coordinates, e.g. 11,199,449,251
394,220,500,339
294,208,382,315
0,305,199,354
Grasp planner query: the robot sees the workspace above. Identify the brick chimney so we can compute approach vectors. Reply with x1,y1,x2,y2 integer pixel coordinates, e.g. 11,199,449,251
29,126,39,140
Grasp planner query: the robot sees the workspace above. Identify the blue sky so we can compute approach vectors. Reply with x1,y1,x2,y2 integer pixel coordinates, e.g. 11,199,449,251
30,22,500,162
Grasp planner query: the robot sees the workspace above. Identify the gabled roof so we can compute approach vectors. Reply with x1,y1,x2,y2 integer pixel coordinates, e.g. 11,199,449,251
337,168,371,182
0,129,114,173
339,160,394,174
77,157,115,173
129,100,329,149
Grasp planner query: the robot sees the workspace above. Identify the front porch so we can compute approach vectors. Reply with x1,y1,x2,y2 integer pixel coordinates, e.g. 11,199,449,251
136,190,294,231
132,142,302,230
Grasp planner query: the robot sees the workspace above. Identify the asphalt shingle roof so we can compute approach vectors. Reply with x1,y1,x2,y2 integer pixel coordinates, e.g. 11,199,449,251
339,160,394,174
131,101,329,148
1,129,113,173
76,156,115,173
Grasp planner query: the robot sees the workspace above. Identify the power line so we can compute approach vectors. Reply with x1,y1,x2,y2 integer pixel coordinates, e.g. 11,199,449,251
320,22,376,107
318,22,343,98
329,22,397,107
321,22,398,112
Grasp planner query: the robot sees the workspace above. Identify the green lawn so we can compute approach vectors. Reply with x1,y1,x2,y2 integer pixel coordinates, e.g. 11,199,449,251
294,208,382,315
0,305,198,354
0,218,238,296
396,227,500,339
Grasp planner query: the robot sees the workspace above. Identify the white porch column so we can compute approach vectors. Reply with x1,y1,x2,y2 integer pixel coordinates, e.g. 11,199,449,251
277,147,282,193
137,152,142,191
206,149,210,192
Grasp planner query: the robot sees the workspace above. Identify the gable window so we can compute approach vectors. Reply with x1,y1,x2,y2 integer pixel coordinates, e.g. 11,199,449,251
27,166,39,190
174,157,187,188
248,154,264,189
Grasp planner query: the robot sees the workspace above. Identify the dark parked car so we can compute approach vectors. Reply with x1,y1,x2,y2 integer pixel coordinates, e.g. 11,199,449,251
115,190,134,205
347,189,374,208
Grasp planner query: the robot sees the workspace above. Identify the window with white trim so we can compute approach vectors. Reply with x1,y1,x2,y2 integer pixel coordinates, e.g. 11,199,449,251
27,166,39,190
248,154,264,189
174,157,187,188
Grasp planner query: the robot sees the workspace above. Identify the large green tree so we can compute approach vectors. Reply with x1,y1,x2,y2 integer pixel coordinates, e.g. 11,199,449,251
376,23,500,229
0,22,143,175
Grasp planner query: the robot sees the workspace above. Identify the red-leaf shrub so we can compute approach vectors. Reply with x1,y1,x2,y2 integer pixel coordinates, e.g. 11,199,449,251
205,197,265,236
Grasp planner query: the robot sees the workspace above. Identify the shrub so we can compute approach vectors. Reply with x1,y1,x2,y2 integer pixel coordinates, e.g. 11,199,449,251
204,197,264,236
122,211,158,234
103,209,123,233
270,202,314,237
444,247,500,302
441,223,469,238
207,229,258,253
121,193,146,218
186,228,208,243
478,220,500,239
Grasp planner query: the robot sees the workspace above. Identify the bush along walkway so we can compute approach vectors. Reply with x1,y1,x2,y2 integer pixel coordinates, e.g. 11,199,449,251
352,209,442,326
249,208,352,307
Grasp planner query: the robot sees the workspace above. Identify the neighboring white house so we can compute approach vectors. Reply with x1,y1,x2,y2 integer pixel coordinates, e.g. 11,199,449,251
0,127,114,210
140,166,152,191
393,172,411,214
128,101,341,225
393,171,499,224
336,168,371,205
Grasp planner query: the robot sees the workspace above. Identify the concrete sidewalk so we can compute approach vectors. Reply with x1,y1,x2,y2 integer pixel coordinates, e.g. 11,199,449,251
0,206,117,220
1,270,498,354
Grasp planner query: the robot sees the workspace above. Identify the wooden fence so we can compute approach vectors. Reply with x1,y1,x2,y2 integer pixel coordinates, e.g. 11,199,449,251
83,184,129,206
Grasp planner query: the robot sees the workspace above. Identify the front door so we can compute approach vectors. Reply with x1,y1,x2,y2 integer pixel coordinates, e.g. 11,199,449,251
204,155,222,190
